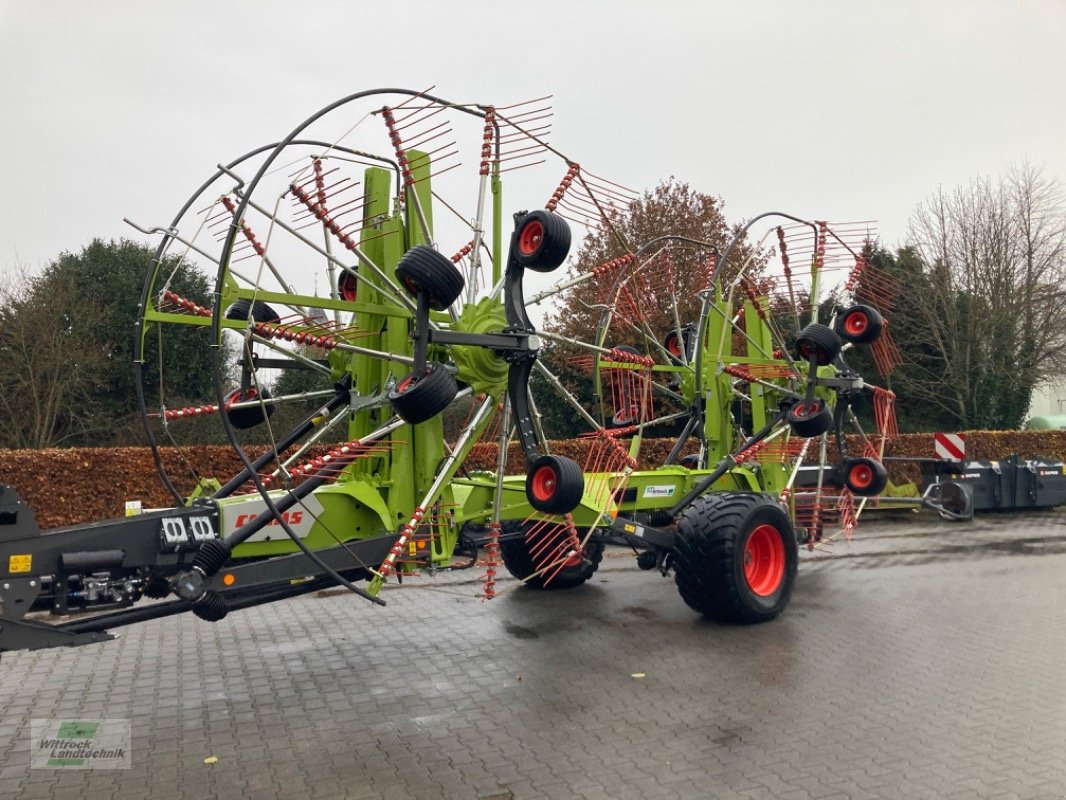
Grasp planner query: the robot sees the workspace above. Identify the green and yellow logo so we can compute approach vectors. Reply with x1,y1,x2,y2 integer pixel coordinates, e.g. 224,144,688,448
32,718,130,770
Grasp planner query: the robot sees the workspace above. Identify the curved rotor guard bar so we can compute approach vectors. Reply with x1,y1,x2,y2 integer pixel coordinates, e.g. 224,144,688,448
502,210,547,463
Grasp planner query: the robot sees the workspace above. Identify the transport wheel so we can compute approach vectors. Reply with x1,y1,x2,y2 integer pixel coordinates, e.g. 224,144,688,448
839,456,888,496
525,454,585,514
224,386,275,429
512,209,571,272
794,323,841,366
395,245,465,311
673,492,798,624
499,525,604,589
387,363,458,424
785,398,833,438
835,304,884,345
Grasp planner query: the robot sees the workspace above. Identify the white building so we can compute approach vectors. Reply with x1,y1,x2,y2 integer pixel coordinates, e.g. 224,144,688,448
1027,381,1066,425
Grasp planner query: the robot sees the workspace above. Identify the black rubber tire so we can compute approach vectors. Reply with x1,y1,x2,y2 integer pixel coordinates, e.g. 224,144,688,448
395,245,465,311
834,304,884,345
224,386,275,429
337,270,358,302
794,323,841,365
839,456,888,496
525,454,585,514
225,298,281,324
512,210,571,272
673,492,798,624
388,363,458,424
635,549,659,570
785,398,833,438
499,525,604,589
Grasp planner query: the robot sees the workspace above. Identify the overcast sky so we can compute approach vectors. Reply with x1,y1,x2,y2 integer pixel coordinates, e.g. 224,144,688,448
1,0,1063,277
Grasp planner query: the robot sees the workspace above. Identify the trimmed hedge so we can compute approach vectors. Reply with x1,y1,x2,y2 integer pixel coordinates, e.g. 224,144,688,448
2,430,1063,529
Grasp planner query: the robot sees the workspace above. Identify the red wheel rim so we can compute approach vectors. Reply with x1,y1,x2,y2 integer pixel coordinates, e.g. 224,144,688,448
844,311,868,336
849,463,874,489
530,464,557,502
791,401,819,419
225,387,257,408
666,332,681,356
744,524,785,596
339,273,357,302
396,375,414,394
518,220,544,255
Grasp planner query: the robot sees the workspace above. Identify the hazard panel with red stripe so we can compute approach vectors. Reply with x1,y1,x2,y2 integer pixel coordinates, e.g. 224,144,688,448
934,433,966,461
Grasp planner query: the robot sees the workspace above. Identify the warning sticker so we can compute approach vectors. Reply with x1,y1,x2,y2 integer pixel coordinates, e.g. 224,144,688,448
9,554,32,573
642,485,676,499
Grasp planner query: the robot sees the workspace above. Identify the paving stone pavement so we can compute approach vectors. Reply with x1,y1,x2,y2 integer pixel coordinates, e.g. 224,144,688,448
1,510,1065,799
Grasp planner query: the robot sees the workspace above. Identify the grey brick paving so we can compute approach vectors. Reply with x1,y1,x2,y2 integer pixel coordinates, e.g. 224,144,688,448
1,511,1066,798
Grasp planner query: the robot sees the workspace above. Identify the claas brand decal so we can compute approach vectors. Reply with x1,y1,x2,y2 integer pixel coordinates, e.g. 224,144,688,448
223,496,324,541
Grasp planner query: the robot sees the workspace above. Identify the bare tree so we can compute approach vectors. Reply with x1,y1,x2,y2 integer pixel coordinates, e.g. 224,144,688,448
905,162,1066,428
0,269,109,448
543,179,756,345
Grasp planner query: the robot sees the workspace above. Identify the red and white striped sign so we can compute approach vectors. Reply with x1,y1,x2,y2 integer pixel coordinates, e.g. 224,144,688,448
934,432,966,460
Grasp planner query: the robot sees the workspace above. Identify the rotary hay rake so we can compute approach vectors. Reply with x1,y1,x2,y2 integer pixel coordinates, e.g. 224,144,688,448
0,88,968,654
